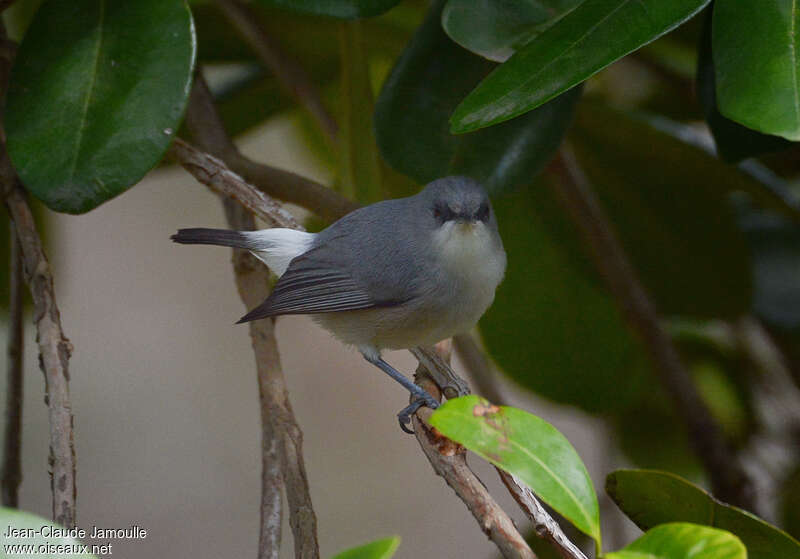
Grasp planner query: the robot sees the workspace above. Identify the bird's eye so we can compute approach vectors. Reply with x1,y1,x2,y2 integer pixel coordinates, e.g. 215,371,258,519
476,202,490,222
433,207,442,220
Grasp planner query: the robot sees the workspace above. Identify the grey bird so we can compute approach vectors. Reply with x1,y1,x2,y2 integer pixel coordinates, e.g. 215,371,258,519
171,176,506,431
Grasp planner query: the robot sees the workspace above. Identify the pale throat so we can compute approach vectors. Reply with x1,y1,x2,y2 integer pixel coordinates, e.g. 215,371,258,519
432,221,503,283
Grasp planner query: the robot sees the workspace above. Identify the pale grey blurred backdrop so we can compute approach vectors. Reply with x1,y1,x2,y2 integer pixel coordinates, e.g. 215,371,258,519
1,117,632,558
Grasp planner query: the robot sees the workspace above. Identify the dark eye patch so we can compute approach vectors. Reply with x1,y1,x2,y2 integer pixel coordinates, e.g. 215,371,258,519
476,202,490,222
433,202,456,222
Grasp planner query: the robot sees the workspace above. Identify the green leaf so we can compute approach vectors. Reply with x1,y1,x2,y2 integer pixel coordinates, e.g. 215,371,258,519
331,536,400,559
570,102,752,318
713,0,800,141
450,0,710,133
6,0,196,214
429,395,602,546
695,10,791,163
606,469,800,559
338,21,383,203
0,507,98,558
441,0,583,63
479,179,651,413
605,522,746,559
255,0,401,19
375,0,580,196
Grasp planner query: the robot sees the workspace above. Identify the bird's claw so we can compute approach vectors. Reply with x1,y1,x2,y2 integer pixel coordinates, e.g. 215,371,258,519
397,397,440,435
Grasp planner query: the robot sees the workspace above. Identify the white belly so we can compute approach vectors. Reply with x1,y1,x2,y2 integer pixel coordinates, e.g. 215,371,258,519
314,220,506,351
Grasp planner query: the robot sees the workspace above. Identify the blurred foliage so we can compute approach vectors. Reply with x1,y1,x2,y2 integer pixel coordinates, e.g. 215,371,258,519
7,0,800,551
607,470,800,558
331,536,400,559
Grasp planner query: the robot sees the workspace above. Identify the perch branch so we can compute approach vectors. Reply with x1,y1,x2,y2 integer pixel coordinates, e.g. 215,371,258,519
411,372,535,559
4,185,76,527
452,334,505,405
2,226,24,507
214,0,338,142
185,74,358,222
548,147,756,511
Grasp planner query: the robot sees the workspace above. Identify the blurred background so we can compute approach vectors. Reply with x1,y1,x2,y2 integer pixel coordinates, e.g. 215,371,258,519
3,0,800,557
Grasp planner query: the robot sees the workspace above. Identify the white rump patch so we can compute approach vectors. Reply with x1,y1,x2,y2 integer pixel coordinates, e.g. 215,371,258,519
246,228,316,277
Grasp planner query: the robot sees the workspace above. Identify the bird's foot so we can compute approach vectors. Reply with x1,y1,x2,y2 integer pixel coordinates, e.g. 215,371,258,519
397,395,440,434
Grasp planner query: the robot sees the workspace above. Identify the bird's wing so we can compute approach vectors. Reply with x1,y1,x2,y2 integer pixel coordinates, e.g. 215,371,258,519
237,245,402,323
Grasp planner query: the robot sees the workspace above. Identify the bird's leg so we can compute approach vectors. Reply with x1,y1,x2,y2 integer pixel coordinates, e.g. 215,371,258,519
362,354,440,433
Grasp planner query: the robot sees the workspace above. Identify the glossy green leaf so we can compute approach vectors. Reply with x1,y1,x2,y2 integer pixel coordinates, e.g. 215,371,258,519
605,522,746,559
570,103,752,318
479,179,651,413
0,507,98,558
450,0,710,133
429,395,601,545
607,469,800,559
255,0,401,19
696,11,791,163
713,0,800,140
375,0,580,196
441,0,583,63
332,536,400,559
6,0,196,214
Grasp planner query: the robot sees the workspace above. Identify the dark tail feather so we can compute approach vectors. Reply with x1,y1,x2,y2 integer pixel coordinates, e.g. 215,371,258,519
236,300,275,324
171,228,254,249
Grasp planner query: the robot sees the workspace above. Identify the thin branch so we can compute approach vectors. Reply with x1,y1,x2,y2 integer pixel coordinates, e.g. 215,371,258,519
171,117,319,558
411,373,535,559
499,472,588,559
169,138,302,230
0,19,76,527
213,0,338,141
451,334,586,559
548,147,756,512
4,185,76,527
224,198,319,559
185,74,358,223
2,225,24,507
452,333,505,405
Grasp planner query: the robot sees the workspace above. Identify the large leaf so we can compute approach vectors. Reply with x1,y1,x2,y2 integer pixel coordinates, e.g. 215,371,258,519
441,0,583,63
606,469,800,559
696,10,791,163
0,507,98,558
605,522,746,559
375,0,580,196
255,0,401,19
429,395,601,546
479,179,651,413
6,0,196,214
713,0,800,141
570,102,752,318
332,537,400,559
449,0,710,133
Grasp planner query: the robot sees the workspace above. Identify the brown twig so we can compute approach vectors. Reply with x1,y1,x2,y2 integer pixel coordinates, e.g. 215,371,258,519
0,18,76,526
2,225,24,507
411,374,535,559
499,472,588,559
548,147,756,511
4,186,76,527
452,333,505,405
213,0,338,141
451,334,586,559
174,103,319,558
224,198,319,559
169,138,302,230
185,75,358,223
